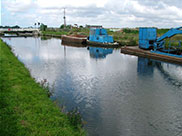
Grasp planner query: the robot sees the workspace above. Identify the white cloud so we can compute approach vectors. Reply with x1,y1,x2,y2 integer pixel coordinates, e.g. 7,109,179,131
2,0,182,28
0,1,1,25
36,0,108,8
3,0,36,12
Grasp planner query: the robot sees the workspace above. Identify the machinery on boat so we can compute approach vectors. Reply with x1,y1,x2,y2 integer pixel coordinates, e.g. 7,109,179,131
139,27,182,58
89,28,114,43
87,28,119,47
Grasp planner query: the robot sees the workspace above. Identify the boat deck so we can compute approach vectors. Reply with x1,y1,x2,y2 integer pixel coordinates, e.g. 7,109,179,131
121,46,182,65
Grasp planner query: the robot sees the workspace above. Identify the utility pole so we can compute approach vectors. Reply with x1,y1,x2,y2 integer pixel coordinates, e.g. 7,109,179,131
63,8,66,29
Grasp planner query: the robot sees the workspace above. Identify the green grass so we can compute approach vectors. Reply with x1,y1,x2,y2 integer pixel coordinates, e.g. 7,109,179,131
157,28,170,36
0,39,85,136
107,29,139,46
41,30,69,36
41,27,182,46
108,28,182,46
41,28,89,37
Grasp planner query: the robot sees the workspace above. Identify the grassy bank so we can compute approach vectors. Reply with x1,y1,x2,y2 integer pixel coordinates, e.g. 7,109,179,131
41,28,89,37
0,39,85,136
107,28,138,46
41,27,182,46
41,30,69,36
41,28,138,46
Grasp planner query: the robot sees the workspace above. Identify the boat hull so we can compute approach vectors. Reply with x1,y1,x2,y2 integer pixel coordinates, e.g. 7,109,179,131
87,40,119,48
61,35,87,44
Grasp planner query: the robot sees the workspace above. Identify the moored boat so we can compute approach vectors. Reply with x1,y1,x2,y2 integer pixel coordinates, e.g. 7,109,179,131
61,35,87,44
86,28,119,48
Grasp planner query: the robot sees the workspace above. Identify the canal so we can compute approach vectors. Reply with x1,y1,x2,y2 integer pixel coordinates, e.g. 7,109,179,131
2,37,182,136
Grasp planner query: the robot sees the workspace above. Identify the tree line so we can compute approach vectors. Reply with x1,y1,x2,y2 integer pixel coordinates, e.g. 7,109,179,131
0,25,20,28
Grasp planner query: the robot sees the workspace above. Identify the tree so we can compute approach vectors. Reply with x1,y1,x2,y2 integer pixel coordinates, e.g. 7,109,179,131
12,25,20,28
0,25,20,28
66,25,71,29
40,23,47,31
60,24,64,29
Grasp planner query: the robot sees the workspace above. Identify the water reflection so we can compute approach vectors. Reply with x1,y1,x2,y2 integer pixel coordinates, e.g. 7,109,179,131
62,41,87,48
40,36,52,40
137,57,155,75
137,57,182,88
88,47,113,59
4,33,18,37
156,63,182,88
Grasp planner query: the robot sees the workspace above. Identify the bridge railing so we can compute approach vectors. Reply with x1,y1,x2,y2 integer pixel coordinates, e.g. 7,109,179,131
0,28,39,32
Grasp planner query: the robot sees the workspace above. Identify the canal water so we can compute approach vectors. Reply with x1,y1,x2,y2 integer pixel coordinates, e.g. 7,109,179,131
2,37,182,136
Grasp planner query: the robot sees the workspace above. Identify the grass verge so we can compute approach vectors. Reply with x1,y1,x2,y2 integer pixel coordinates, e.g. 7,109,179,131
42,27,182,46
0,39,85,136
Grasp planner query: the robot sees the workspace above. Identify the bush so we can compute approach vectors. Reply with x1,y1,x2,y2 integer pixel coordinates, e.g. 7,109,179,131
123,28,138,34
40,23,47,31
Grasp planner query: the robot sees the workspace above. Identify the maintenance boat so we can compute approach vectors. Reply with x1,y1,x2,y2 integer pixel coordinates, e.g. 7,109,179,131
87,28,119,48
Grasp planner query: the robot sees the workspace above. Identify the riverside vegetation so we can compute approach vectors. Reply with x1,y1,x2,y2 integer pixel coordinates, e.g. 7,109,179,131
41,27,182,47
0,39,85,136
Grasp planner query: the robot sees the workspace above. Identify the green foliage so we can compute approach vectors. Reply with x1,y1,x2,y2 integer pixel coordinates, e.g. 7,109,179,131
157,28,170,36
60,24,65,29
42,30,69,36
40,23,47,31
40,26,182,47
108,30,139,46
158,29,182,49
42,27,90,37
0,40,85,136
60,24,72,29
67,108,83,129
0,25,20,28
66,25,72,29
123,28,138,34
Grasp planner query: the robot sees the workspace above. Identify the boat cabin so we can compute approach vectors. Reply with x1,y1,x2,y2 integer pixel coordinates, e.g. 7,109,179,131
89,28,114,43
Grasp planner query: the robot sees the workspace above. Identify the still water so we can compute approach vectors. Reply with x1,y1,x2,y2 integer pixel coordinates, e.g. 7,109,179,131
2,37,182,136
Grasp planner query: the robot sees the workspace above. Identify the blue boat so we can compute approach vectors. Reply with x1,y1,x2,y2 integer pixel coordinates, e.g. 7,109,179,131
87,28,119,47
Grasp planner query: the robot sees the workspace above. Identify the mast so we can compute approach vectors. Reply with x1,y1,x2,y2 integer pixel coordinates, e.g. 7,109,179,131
63,8,66,28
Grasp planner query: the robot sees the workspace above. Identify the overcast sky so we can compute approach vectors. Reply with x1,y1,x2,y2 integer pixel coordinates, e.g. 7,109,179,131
1,0,182,28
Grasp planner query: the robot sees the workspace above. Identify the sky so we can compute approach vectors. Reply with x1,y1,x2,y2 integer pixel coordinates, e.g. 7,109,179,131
1,0,182,28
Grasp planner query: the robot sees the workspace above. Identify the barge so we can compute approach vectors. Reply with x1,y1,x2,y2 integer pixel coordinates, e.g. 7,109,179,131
121,46,182,65
121,27,182,65
61,35,87,44
61,29,119,48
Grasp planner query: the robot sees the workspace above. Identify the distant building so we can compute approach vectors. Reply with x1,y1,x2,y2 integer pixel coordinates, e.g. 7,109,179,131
109,28,121,32
85,25,102,29
74,24,78,28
